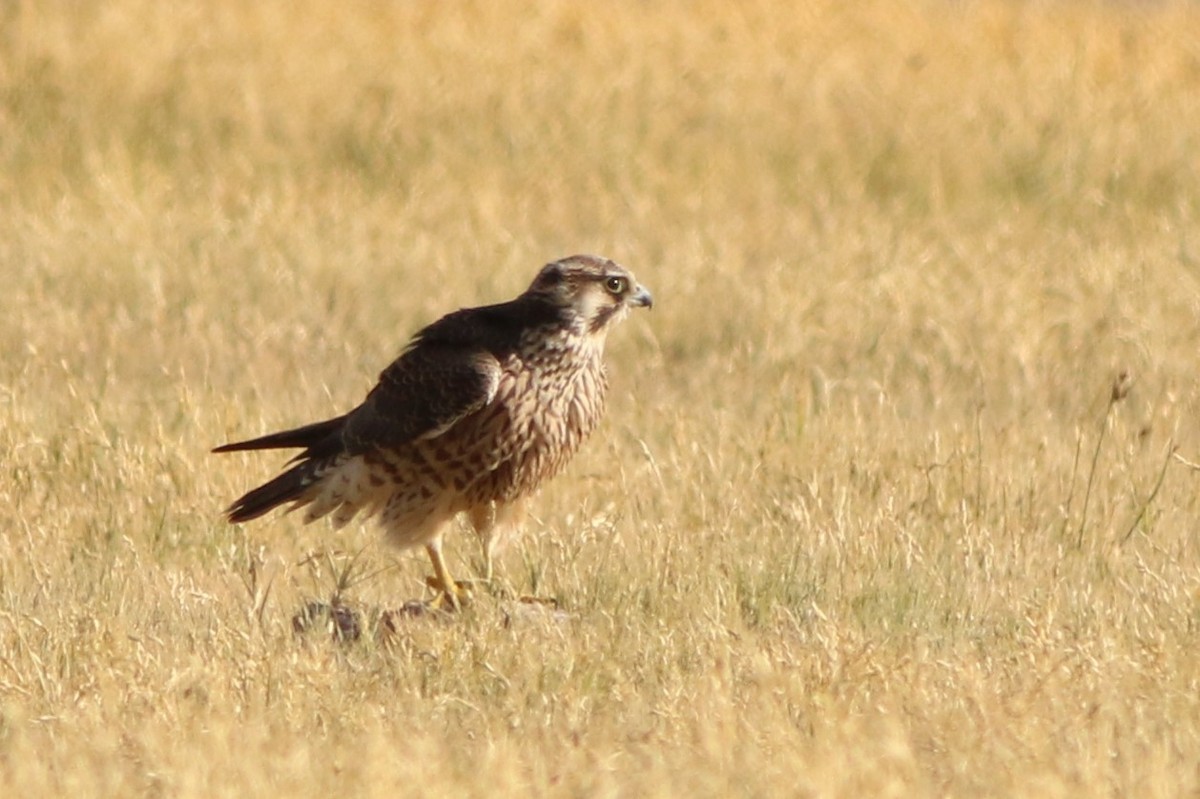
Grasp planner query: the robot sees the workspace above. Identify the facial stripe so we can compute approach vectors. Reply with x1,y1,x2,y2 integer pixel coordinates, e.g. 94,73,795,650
588,303,620,333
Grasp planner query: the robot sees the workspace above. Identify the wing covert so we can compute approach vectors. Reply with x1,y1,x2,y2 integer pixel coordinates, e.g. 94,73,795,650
340,343,501,454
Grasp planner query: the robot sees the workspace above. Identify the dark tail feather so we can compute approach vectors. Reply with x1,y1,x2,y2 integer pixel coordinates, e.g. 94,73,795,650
224,460,320,523
213,415,347,457
215,415,348,523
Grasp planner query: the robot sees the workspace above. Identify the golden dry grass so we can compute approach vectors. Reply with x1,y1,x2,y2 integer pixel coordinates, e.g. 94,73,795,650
3,0,1200,795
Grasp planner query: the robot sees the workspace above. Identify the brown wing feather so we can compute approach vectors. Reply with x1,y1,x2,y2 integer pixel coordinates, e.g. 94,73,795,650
341,344,501,453
214,294,550,523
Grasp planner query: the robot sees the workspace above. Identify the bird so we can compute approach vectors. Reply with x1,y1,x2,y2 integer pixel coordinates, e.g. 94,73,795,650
213,254,652,610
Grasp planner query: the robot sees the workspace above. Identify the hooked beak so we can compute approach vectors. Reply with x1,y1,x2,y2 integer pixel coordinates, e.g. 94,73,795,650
630,285,654,309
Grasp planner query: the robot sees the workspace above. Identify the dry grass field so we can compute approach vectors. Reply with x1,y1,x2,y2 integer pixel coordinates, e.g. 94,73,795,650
3,0,1200,795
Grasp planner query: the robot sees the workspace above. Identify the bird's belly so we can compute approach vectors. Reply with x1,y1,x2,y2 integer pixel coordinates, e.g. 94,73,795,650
464,368,605,504
366,362,605,526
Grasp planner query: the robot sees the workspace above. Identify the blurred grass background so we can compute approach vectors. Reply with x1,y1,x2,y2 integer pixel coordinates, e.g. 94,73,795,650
2,0,1200,795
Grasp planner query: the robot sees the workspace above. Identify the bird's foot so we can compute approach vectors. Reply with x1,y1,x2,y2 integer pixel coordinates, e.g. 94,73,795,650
423,575,559,613
424,575,475,611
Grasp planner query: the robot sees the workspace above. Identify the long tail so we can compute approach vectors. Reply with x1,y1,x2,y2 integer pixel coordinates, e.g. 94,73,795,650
212,415,347,456
220,461,325,523
213,415,349,523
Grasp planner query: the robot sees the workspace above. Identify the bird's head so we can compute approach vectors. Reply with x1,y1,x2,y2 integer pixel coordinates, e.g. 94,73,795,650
526,254,653,337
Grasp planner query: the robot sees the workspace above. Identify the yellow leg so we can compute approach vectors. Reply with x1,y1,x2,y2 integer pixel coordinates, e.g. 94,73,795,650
468,499,526,590
468,503,498,587
424,540,468,611
482,546,494,585
466,500,557,605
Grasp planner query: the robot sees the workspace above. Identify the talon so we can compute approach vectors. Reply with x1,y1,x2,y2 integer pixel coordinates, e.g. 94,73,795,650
423,541,473,611
424,575,473,611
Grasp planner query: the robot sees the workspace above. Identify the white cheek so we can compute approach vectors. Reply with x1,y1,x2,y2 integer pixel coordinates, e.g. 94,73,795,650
575,289,606,322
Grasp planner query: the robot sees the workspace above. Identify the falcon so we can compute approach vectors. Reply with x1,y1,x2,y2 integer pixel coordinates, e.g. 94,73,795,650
214,254,652,610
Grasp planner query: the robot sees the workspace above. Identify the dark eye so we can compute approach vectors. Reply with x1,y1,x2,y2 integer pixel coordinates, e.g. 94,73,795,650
604,276,627,295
